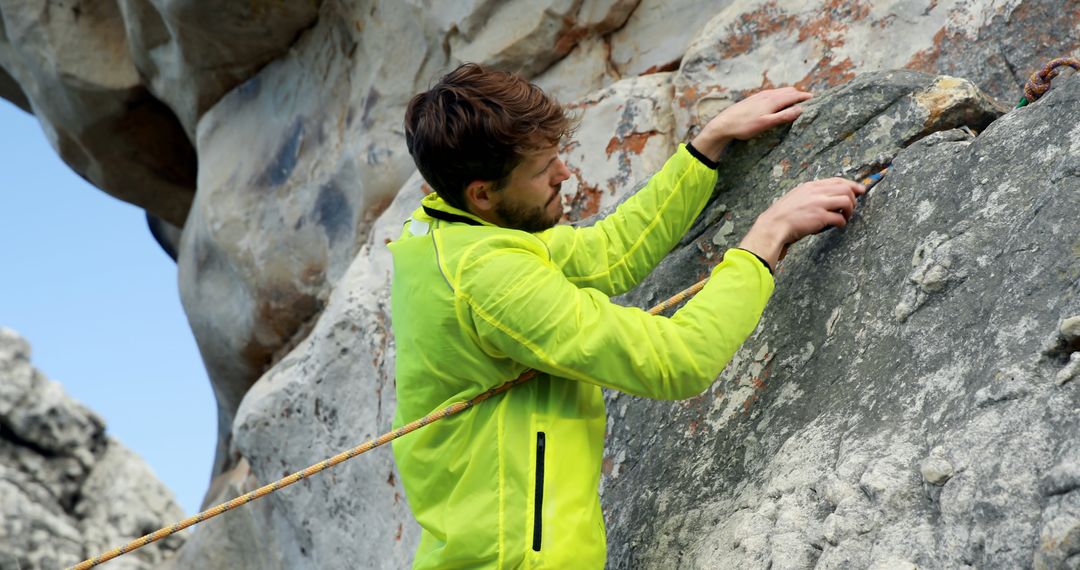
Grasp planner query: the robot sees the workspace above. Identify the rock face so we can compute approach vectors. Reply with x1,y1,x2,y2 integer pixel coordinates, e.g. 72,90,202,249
3,0,1080,568
176,0,451,479
171,0,1079,504
3,0,1078,497
189,69,1074,568
0,0,195,228
0,328,185,569
226,174,429,569
672,0,1080,137
599,74,1080,569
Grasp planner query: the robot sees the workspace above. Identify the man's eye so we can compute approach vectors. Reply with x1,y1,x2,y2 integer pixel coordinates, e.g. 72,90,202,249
536,159,557,177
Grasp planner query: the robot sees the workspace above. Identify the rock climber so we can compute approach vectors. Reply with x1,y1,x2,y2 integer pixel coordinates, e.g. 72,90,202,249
389,62,865,568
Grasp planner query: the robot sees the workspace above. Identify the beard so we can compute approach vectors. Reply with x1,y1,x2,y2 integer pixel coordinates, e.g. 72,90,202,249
495,190,562,233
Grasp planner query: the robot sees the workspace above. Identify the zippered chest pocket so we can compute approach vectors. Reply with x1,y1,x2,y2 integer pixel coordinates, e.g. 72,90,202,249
532,431,546,552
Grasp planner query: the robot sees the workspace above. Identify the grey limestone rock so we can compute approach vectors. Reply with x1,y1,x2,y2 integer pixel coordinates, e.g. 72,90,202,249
0,328,185,570
218,174,428,569
599,73,1080,569
671,0,1080,139
4,2,1080,568
197,70,1076,569
157,458,284,570
1062,317,1080,343
1056,353,1080,386
920,453,955,486
0,0,196,228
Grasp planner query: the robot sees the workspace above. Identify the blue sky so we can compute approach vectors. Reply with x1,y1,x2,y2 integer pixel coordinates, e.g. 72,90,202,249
0,99,214,516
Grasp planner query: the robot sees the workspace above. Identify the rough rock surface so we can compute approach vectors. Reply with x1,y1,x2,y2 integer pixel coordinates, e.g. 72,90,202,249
180,69,1071,569
0,328,185,569
437,0,639,78
560,72,679,220
224,174,428,569
0,0,196,228
115,0,321,140
3,1,1080,568
599,74,1080,569
4,0,1078,494
176,0,451,479
672,0,1080,138
157,457,283,570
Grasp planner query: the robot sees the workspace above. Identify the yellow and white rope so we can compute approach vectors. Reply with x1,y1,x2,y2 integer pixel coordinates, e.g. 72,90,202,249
69,274,716,570
73,165,890,570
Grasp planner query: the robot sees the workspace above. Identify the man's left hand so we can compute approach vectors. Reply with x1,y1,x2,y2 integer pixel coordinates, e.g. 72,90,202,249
691,87,814,162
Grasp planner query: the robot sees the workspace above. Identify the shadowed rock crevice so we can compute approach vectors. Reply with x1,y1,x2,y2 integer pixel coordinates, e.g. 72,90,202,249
0,64,30,112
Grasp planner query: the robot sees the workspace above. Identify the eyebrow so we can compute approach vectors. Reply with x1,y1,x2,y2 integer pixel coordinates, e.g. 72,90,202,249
535,156,557,175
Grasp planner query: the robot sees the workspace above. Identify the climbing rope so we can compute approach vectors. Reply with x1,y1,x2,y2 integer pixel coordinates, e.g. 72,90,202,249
1016,57,1079,108
70,168,889,570
77,57,1068,567
68,273,716,569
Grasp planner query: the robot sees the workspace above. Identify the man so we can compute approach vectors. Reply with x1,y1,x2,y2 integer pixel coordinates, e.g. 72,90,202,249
390,63,864,569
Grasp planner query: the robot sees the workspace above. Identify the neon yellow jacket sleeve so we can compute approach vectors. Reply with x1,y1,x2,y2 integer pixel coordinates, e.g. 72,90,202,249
457,242,774,400
539,144,718,295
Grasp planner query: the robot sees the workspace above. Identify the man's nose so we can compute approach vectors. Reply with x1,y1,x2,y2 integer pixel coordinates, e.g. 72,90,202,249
553,158,571,183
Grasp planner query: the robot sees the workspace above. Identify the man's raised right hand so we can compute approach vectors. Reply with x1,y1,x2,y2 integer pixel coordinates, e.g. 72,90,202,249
737,177,867,269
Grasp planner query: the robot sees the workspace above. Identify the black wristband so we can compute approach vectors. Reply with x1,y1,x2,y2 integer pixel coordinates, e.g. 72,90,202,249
734,248,774,275
685,141,720,170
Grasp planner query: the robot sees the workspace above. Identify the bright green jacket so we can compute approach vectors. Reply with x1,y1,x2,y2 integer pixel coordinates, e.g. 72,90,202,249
389,145,775,569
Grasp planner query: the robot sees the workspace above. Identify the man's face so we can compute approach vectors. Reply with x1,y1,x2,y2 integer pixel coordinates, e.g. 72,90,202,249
491,145,571,233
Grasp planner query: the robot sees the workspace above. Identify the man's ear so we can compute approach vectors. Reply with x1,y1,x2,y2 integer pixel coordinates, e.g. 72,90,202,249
464,180,498,215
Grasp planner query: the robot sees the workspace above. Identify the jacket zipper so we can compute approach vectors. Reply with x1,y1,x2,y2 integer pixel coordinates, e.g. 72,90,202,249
532,431,546,552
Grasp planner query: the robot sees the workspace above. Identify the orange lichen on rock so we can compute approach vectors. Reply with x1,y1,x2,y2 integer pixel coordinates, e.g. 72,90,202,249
905,28,946,72
799,0,870,49
564,183,603,220
562,162,604,221
605,130,660,157
795,56,856,91
721,1,799,58
554,16,589,55
777,159,791,177
676,84,699,109
757,69,777,92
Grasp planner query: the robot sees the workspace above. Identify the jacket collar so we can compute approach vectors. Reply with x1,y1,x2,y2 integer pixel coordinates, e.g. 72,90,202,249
415,193,494,228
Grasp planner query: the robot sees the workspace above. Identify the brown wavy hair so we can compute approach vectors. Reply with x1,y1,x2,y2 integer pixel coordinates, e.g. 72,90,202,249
404,63,573,210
